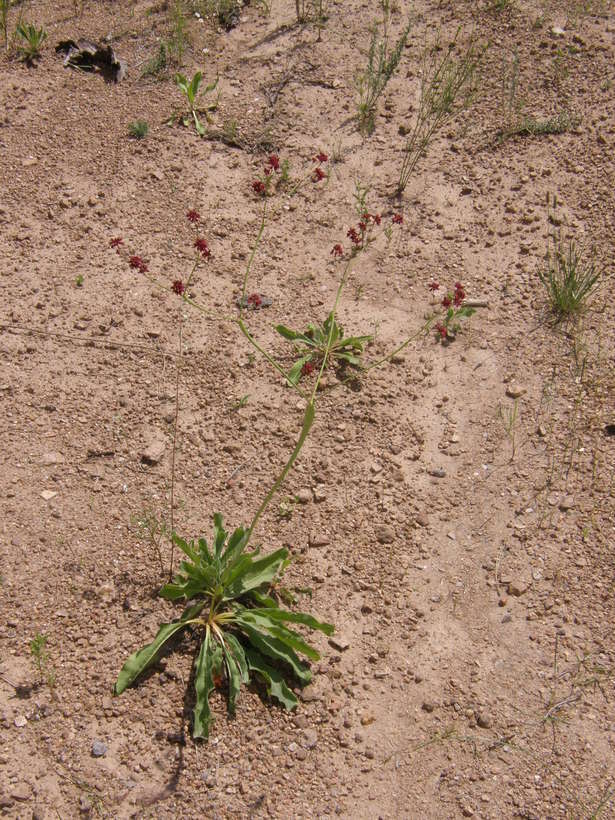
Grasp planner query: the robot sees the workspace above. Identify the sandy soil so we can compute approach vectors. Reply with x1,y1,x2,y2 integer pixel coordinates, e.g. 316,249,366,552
1,0,614,817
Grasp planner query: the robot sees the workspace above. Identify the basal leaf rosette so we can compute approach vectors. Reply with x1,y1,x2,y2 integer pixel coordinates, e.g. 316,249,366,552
114,514,333,739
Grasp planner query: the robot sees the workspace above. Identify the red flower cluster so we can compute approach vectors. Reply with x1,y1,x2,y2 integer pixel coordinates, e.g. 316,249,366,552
363,212,381,226
129,255,148,273
429,281,440,292
110,237,123,249
247,292,263,308
313,167,326,182
301,361,315,378
312,151,328,183
347,226,361,246
331,243,344,258
194,237,211,259
186,209,201,224
440,282,466,309
453,281,466,306
172,280,185,295
253,155,282,195
435,323,447,339
392,213,404,224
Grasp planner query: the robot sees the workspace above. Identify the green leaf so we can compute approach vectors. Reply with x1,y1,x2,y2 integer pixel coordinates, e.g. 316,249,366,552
193,111,205,136
248,590,278,608
276,324,301,341
204,76,219,93
287,355,312,385
236,621,312,685
172,533,199,563
223,548,288,600
114,603,203,695
247,607,334,636
223,632,249,683
220,525,248,569
220,632,246,715
188,70,203,102
193,629,223,739
212,513,227,559
235,610,321,660
339,334,372,348
175,73,188,94
197,536,213,563
245,648,299,710
334,351,361,366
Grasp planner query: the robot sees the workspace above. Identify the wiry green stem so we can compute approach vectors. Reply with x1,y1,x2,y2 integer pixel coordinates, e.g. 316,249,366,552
240,202,267,317
246,402,315,545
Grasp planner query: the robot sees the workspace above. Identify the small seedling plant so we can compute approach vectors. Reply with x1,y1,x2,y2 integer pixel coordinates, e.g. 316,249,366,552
30,632,56,689
397,29,484,194
116,513,333,738
538,238,602,321
1,0,27,53
16,22,46,63
129,120,149,139
538,193,603,322
176,70,218,136
356,8,410,135
276,313,372,384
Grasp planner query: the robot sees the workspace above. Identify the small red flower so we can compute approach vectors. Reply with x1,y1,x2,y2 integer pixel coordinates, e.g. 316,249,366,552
373,214,382,226
331,243,344,258
264,166,273,177
267,154,280,171
347,227,361,245
454,289,465,307
301,361,315,377
436,323,447,339
442,295,452,308
186,210,201,224
454,281,464,291
252,180,266,195
172,280,185,295
313,167,326,182
194,238,211,259
110,237,123,248
247,292,263,308
129,255,148,273
313,152,328,163
429,281,440,292
392,213,404,224
358,221,367,233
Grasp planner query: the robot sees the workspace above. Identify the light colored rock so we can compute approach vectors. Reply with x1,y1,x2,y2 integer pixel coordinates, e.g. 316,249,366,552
40,452,63,466
508,575,531,597
505,384,526,399
40,490,58,501
141,430,166,464
10,783,31,802
375,524,395,544
329,634,350,652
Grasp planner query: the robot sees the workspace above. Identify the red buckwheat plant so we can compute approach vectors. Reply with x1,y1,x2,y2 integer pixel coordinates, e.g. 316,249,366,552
432,281,475,342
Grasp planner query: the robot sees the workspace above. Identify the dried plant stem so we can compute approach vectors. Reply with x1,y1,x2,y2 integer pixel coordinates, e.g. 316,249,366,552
168,313,183,580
